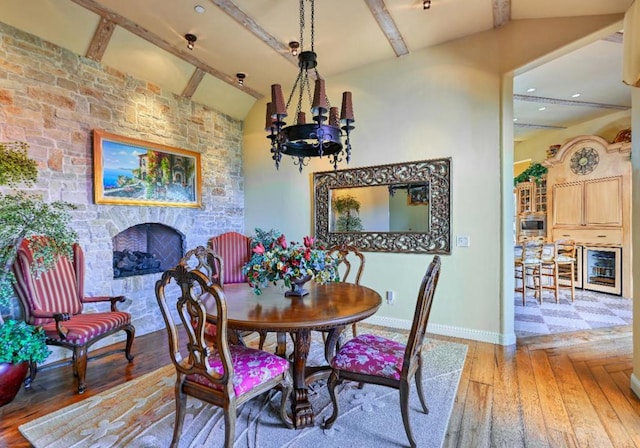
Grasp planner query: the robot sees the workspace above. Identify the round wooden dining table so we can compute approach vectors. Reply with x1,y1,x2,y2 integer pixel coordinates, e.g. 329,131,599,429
205,281,382,429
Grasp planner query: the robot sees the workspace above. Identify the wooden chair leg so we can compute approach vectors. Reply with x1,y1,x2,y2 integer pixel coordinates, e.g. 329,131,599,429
415,356,429,414
124,324,135,361
171,374,187,448
24,361,38,390
75,346,88,394
399,380,418,448
553,264,560,303
323,371,341,429
224,403,237,448
569,264,575,302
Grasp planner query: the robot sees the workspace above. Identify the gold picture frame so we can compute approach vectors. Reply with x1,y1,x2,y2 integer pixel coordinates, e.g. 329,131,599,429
93,130,202,207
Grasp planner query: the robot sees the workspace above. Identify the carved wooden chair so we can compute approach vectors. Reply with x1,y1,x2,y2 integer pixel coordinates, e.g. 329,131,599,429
12,238,135,394
155,264,293,447
327,244,365,337
183,244,266,348
323,255,441,448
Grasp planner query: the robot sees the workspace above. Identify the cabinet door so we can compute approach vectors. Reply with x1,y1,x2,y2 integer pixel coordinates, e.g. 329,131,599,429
515,182,534,214
584,177,622,226
553,182,583,226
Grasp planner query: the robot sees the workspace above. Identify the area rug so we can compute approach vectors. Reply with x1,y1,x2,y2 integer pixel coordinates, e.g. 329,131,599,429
19,330,467,448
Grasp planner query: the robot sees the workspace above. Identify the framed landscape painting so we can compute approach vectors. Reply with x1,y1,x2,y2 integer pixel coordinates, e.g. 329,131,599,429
93,130,202,207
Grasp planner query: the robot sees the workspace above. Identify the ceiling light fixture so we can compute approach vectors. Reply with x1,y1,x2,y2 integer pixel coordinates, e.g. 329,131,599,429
267,0,355,172
288,41,300,57
571,93,581,98
526,87,536,93
194,5,205,14
538,106,546,111
236,73,246,86
185,33,197,50
423,0,431,9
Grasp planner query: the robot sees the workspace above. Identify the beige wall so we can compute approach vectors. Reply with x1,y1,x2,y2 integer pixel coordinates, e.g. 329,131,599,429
243,15,625,344
515,109,632,163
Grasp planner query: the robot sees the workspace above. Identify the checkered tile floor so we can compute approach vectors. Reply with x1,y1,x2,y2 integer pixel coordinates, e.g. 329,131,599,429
515,288,632,338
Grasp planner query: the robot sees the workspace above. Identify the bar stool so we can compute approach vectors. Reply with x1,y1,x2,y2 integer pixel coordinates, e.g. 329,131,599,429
514,241,543,305
538,239,576,303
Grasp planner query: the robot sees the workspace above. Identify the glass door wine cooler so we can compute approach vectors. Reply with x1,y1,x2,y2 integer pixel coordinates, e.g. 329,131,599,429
582,246,622,295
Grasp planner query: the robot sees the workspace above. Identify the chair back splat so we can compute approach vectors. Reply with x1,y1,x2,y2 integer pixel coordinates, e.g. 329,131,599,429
12,239,135,394
155,264,293,447
327,244,365,338
323,255,441,448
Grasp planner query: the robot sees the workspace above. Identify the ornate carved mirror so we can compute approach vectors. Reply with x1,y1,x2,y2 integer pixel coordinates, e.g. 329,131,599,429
313,158,451,253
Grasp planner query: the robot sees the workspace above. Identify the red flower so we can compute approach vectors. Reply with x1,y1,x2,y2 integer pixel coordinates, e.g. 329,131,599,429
277,235,288,249
304,248,311,261
303,236,315,248
253,243,265,254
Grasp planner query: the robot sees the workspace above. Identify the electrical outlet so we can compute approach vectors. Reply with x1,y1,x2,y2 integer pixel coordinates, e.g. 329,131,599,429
456,235,470,247
386,290,396,305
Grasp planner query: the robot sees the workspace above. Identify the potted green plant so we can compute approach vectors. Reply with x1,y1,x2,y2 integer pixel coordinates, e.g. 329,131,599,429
514,162,548,186
0,141,77,405
332,194,364,232
0,319,50,406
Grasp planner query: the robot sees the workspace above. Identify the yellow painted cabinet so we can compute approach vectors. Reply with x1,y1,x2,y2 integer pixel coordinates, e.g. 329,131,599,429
552,176,622,227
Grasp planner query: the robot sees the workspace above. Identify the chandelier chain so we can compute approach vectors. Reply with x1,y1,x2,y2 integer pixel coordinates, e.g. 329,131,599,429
299,0,305,51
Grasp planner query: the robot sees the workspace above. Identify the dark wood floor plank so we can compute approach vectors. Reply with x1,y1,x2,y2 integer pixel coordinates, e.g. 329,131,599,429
529,350,573,433
457,380,493,447
573,360,636,448
491,344,525,447
590,365,640,445
515,346,550,448
547,353,614,448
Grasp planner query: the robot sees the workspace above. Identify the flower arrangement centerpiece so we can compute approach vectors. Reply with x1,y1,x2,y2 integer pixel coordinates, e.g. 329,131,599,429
242,228,339,296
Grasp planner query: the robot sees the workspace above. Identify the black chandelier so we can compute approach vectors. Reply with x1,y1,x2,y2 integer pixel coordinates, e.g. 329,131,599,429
266,0,355,173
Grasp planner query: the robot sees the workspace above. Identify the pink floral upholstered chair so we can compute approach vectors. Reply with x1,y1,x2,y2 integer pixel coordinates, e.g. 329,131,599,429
155,264,293,447
12,238,135,394
323,255,441,448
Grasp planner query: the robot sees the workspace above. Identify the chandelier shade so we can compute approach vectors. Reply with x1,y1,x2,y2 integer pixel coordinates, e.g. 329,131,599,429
266,0,355,172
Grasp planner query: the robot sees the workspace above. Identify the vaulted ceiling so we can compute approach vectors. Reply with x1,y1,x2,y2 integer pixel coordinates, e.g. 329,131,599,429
0,0,633,142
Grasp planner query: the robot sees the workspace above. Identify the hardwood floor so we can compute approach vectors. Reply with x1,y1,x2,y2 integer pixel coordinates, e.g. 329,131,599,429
1,325,639,447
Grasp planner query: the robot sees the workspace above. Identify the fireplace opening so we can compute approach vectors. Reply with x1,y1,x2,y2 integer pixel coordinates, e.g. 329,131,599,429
112,223,184,279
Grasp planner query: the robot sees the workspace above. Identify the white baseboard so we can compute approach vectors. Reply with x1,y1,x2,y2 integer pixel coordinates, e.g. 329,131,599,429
364,316,517,346
630,373,640,399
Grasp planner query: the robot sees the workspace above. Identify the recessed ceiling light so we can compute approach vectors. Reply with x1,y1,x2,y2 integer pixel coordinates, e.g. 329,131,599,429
571,93,581,98
538,106,546,111
513,118,518,122
527,88,536,93
194,5,205,13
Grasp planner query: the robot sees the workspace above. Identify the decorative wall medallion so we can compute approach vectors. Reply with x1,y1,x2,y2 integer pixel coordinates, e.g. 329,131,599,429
570,147,599,175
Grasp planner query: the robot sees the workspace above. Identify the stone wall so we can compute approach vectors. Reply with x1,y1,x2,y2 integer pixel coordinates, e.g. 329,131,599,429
0,22,245,362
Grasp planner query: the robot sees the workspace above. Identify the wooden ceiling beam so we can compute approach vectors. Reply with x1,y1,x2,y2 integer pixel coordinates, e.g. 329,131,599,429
182,68,206,99
208,0,296,66
363,0,409,57
70,0,262,99
493,0,510,27
86,17,115,62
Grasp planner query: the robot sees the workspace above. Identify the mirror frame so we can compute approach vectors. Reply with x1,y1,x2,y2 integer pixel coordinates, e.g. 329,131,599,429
314,158,451,254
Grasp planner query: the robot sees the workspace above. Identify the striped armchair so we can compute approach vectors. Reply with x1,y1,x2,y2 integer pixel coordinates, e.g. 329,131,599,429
12,239,135,394
208,231,252,284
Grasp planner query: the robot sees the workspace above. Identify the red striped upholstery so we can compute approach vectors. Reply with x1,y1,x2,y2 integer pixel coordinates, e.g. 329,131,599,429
208,232,251,284
13,240,83,325
11,238,135,394
40,311,131,346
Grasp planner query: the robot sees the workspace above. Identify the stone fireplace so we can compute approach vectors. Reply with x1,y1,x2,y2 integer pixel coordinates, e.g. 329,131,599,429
112,223,185,279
